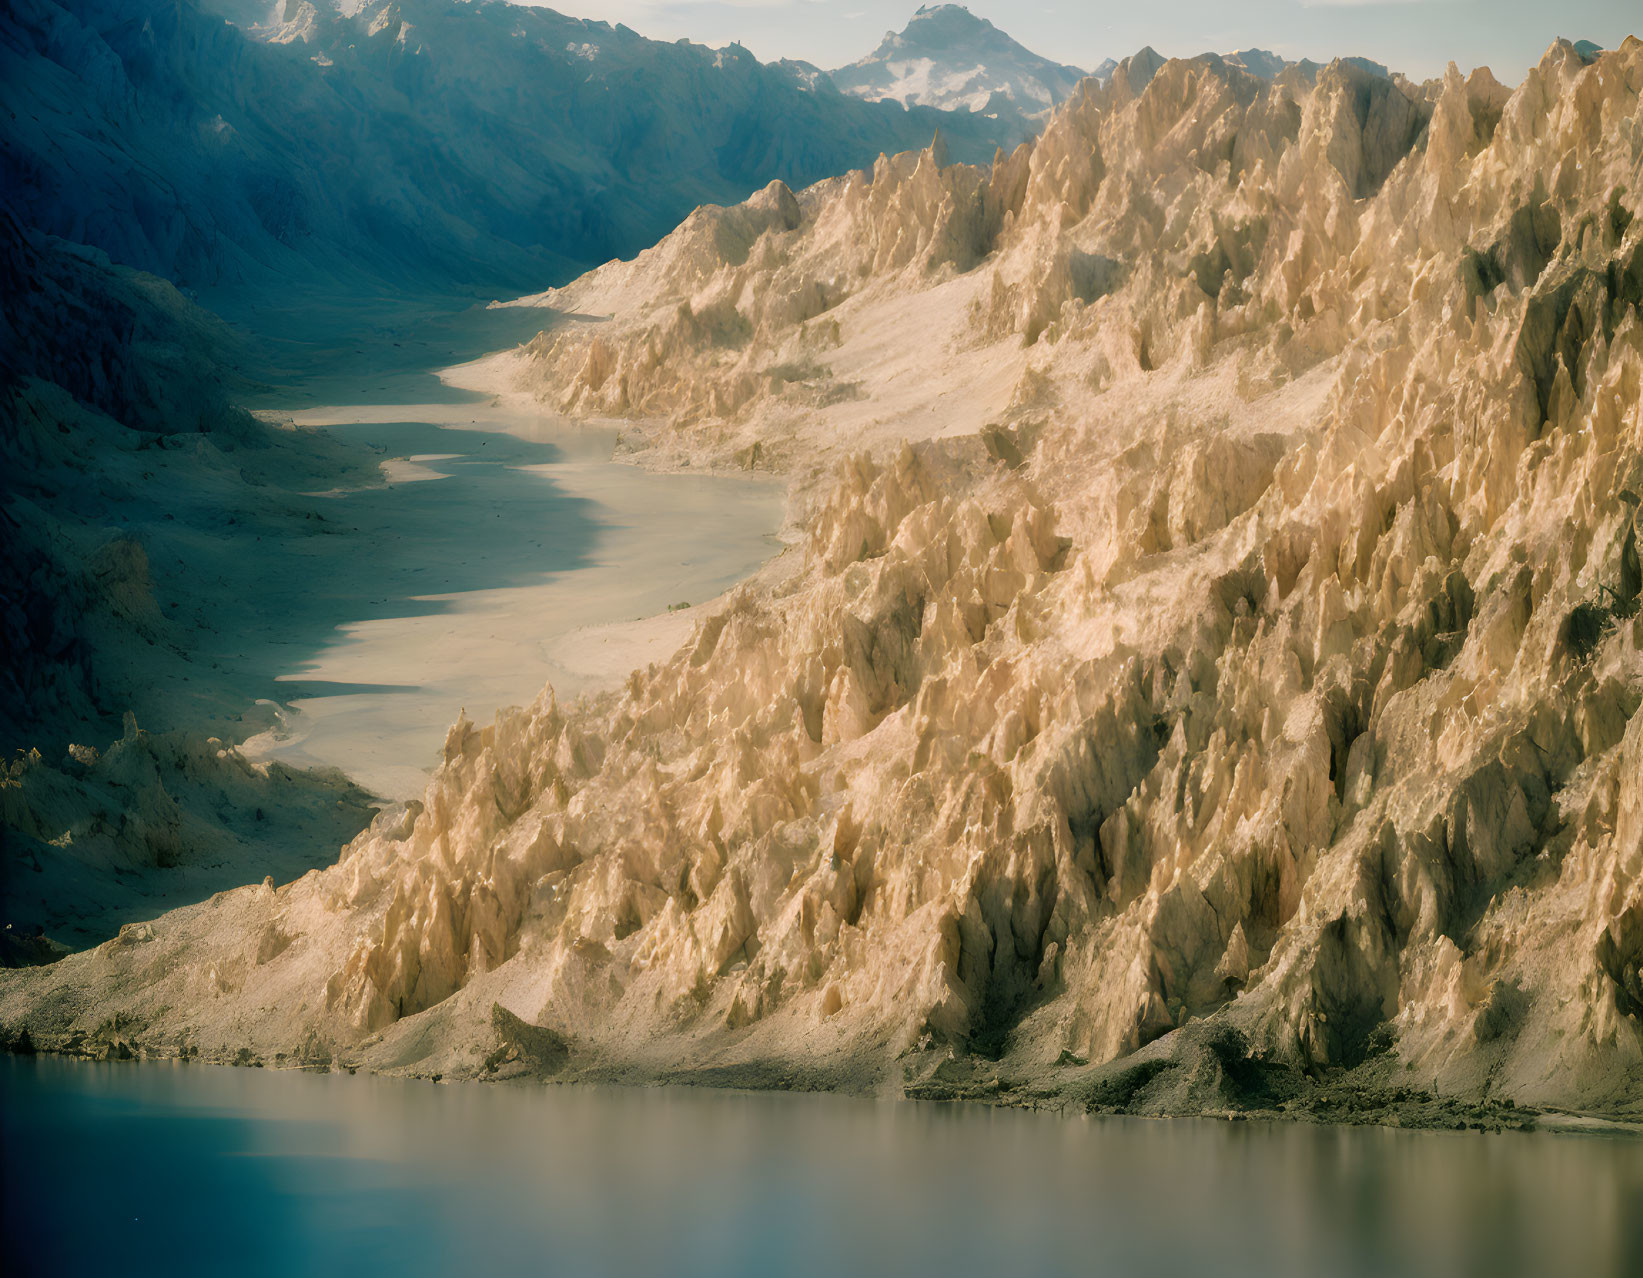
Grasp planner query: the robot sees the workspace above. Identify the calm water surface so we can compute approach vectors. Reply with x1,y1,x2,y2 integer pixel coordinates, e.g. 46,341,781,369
3,1057,1639,1277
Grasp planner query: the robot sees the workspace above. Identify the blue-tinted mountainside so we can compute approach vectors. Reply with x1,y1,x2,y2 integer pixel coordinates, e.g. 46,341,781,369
0,0,1016,297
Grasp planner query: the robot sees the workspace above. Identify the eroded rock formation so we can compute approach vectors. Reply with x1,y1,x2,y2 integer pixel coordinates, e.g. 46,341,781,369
5,39,1643,1122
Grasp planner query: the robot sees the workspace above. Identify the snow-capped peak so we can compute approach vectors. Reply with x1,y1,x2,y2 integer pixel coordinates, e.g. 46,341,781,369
827,4,1086,118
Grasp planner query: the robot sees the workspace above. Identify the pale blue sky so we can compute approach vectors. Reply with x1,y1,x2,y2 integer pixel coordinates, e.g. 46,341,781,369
523,1,1639,82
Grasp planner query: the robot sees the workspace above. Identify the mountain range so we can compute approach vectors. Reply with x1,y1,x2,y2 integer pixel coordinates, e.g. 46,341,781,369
7,33,1642,1127
0,0,1016,300
820,7,1406,129
0,0,1447,303
5,0,1641,1132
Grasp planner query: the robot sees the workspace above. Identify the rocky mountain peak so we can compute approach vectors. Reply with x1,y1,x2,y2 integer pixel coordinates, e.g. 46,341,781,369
828,4,1086,120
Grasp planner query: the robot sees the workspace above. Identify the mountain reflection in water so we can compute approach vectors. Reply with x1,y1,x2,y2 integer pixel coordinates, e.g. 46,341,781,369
2,1056,1639,1277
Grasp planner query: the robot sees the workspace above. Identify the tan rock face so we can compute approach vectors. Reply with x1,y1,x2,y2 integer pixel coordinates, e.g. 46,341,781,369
6,40,1643,1116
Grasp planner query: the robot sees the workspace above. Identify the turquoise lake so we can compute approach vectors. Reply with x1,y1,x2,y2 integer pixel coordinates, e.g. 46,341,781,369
3,1055,1639,1276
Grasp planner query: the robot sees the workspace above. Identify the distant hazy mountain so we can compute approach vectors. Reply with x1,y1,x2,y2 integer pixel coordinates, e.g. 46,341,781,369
1089,46,1396,87
0,0,1015,299
1222,48,1392,82
1224,48,1289,80
828,4,1085,126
